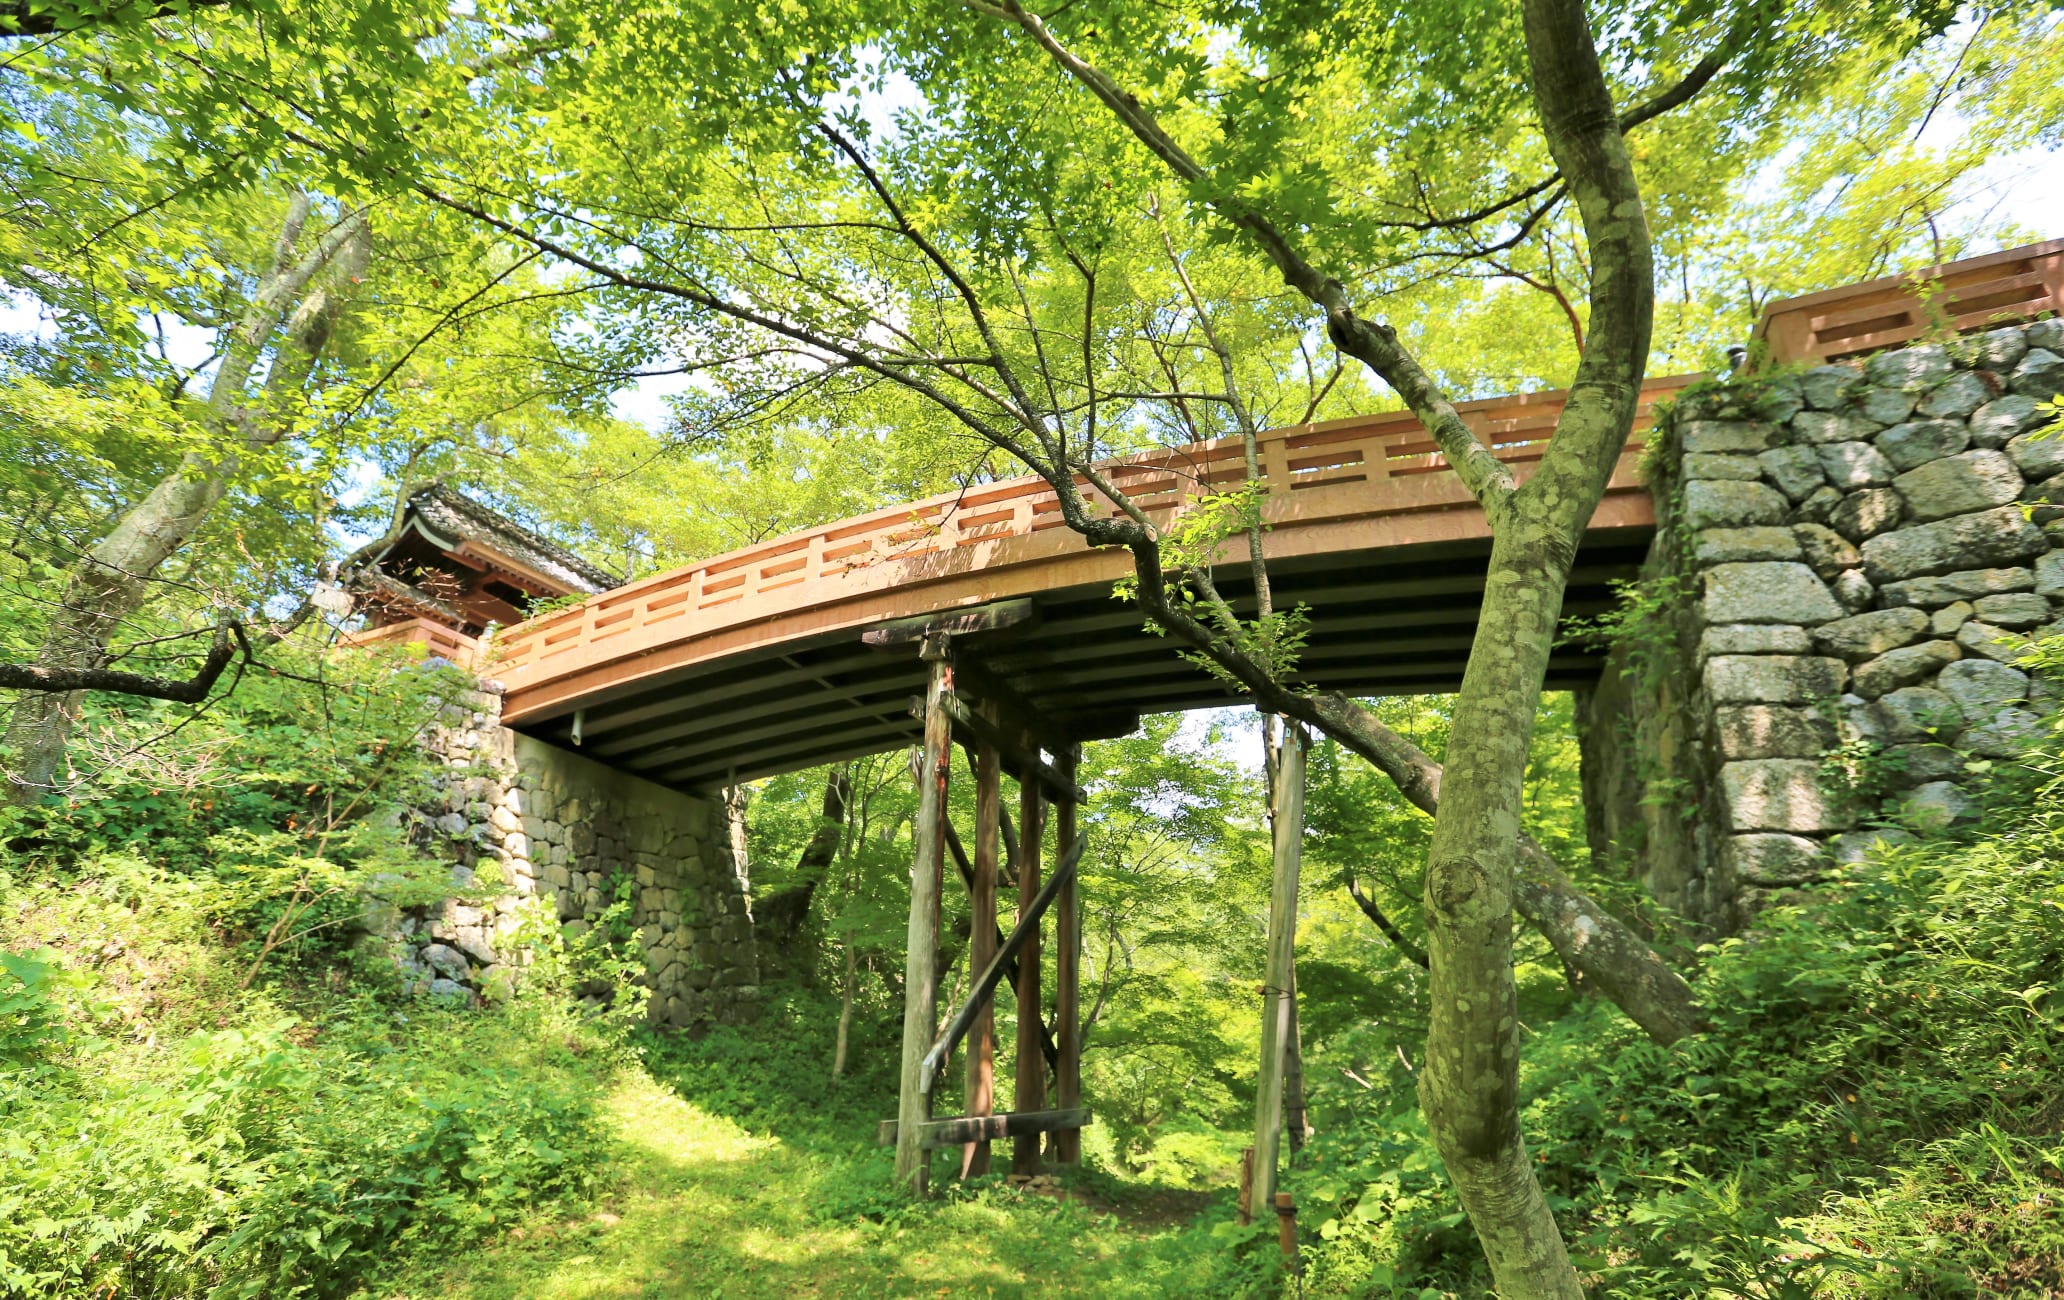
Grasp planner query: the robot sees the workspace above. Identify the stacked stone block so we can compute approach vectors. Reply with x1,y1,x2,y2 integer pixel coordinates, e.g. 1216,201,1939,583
509,734,760,1026
385,684,760,1024
1587,319,2064,931
389,688,530,1001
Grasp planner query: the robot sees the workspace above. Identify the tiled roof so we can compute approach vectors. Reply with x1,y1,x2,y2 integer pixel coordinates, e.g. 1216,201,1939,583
355,570,468,623
403,484,620,594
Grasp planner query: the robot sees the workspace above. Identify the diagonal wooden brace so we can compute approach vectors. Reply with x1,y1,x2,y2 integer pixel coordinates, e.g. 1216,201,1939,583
919,832,1086,1095
942,818,1061,1075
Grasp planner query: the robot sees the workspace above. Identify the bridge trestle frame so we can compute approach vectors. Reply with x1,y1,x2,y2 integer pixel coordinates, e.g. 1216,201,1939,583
869,604,1091,1193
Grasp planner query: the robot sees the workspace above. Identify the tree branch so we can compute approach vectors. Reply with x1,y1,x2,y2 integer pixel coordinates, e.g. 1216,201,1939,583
966,0,1517,516
0,0,232,34
1346,875,1430,969
1616,17,1751,132
0,623,236,701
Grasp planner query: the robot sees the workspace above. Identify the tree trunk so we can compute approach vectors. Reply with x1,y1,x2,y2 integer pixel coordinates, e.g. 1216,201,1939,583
725,783,753,888
1413,0,1657,1292
3,198,368,797
757,770,854,973
832,940,858,1082
1311,693,1702,1046
1418,528,1590,1300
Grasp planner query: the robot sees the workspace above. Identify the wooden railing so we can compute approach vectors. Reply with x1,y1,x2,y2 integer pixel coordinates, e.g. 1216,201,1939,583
490,373,1697,696
341,617,483,665
1756,238,2064,367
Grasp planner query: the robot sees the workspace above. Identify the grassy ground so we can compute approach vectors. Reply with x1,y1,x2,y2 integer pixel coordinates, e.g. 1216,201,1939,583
1,847,1249,1300
382,1066,1228,1300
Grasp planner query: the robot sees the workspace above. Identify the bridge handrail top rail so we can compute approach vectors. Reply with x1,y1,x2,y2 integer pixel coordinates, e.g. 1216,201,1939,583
1754,236,2064,318
505,371,1700,646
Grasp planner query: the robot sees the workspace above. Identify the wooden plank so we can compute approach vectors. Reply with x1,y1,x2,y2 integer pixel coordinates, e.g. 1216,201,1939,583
614,693,913,768
942,818,1060,1073
976,597,1618,685
936,693,1088,804
1250,723,1307,1211
1052,743,1083,1166
878,1108,1092,1149
862,598,1039,646
574,649,886,742
1755,238,2064,365
1757,237,2063,318
1014,769,1047,1177
647,717,918,786
951,654,1139,747
921,831,1085,1094
894,643,954,1195
961,722,1001,1179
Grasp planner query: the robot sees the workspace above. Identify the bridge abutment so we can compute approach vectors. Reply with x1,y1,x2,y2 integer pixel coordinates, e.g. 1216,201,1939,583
393,686,760,1023
1580,321,2064,934
510,734,761,1026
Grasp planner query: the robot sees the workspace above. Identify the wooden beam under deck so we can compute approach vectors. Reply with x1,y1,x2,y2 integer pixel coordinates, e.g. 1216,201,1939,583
878,1108,1092,1150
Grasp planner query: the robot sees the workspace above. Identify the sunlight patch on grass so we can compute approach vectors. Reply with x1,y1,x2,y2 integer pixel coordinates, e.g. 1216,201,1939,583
606,1066,772,1165
382,1060,1208,1300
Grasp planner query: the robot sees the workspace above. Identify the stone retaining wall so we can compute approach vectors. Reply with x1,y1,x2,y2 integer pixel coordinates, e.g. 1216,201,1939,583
512,733,760,1026
1583,319,2064,932
388,685,760,1025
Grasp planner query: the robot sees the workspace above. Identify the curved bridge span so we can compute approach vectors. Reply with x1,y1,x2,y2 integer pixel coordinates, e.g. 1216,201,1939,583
487,373,1695,790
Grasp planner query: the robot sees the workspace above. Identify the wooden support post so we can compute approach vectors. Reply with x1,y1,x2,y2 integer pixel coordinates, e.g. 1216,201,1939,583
942,816,1060,1073
919,834,1083,1090
937,694,1088,804
1013,757,1046,1177
1275,1192,1300,1271
894,637,953,1195
961,719,1001,1178
1250,722,1307,1211
1284,964,1311,1154
1052,744,1083,1165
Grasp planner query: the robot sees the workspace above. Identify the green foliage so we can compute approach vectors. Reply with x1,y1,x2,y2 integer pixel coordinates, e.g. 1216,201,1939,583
0,651,633,1298
0,948,72,1066
2,6,2060,1294
1561,572,1691,701
0,855,617,1300
3,645,475,983
508,874,651,1025
202,1040,606,1299
1289,732,2064,1296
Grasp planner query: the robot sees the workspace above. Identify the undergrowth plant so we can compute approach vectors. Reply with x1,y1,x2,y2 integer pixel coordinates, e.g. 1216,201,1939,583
1288,707,2064,1296
0,648,627,1300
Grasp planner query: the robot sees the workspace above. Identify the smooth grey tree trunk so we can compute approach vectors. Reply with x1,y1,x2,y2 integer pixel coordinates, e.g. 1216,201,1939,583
4,197,368,797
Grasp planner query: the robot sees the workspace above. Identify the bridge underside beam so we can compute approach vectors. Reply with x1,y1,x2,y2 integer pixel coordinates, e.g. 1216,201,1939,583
506,528,1651,792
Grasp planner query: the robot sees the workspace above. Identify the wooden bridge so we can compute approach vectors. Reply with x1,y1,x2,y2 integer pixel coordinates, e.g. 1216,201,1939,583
487,374,1695,788
454,238,2064,1199
477,237,2064,792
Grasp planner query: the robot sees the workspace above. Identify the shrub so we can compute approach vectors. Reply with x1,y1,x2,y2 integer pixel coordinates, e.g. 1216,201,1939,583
1289,760,2064,1296
1,818,617,1299
0,974,612,1300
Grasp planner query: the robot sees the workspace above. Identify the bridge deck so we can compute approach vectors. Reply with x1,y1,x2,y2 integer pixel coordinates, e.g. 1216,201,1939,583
486,374,1694,790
